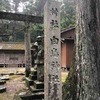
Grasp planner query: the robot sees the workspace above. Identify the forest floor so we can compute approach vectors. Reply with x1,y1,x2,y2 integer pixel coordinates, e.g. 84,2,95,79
0,68,68,100
0,75,26,100
0,68,26,100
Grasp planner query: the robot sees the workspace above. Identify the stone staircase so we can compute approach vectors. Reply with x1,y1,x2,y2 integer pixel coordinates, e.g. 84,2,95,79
20,70,44,100
0,80,6,93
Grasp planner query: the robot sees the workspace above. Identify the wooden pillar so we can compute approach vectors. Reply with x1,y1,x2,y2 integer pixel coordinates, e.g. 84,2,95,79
44,1,62,100
25,23,31,77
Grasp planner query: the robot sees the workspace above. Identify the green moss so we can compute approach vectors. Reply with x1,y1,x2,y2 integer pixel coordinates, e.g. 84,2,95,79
62,52,77,100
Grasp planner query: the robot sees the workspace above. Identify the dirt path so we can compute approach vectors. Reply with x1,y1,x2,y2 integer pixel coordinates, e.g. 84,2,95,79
0,74,26,100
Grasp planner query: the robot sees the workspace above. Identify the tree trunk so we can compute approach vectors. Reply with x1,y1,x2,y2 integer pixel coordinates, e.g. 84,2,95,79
62,51,77,100
76,0,100,99
63,0,100,100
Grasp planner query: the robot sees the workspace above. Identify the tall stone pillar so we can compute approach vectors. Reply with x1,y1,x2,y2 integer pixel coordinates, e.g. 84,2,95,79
25,23,31,77
44,1,62,100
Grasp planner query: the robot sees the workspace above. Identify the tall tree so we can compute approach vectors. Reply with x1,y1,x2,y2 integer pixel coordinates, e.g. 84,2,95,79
0,0,11,11
63,0,100,100
23,0,36,15
11,0,27,41
12,0,20,13
61,0,75,30
34,0,46,16
23,0,45,43
23,0,46,15
12,0,27,13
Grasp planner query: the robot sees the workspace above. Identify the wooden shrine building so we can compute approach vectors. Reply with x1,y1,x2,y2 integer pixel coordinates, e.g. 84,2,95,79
61,28,75,71
0,42,25,67
0,28,75,69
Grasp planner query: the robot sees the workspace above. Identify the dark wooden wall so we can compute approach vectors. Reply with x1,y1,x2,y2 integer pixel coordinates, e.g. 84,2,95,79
61,28,75,70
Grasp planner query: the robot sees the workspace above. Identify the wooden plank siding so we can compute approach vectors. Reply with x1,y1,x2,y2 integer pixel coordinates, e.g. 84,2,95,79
0,43,25,67
61,28,75,70
61,42,67,68
0,50,25,67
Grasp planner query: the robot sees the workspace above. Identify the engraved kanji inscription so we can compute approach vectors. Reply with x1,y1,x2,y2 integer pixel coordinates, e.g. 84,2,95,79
50,20,59,29
51,61,60,67
50,36,59,45
51,48,59,57
50,8,58,16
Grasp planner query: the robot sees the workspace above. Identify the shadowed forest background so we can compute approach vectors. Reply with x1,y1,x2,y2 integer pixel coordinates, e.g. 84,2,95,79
0,0,75,43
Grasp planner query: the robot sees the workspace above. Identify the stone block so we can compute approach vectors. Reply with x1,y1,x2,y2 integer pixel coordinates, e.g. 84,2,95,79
29,74,37,80
30,70,37,76
0,86,6,93
25,77,33,86
29,86,44,93
34,81,44,89
20,92,44,100
16,73,25,75
0,75,10,80
0,80,6,85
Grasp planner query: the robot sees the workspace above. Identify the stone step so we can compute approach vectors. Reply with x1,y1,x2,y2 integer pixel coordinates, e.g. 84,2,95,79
0,86,6,93
25,77,33,86
20,92,44,100
31,70,37,76
29,74,37,81
34,81,44,89
16,72,25,75
0,75,10,80
0,80,6,85
29,86,44,93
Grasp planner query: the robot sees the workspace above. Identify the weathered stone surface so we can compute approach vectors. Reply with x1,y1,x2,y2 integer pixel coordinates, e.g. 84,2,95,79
29,74,37,80
16,72,25,75
30,70,37,76
37,65,44,82
25,77,33,86
0,75,10,80
34,80,44,89
0,86,6,93
0,80,6,85
29,86,44,93
19,92,27,96
9,73,15,75
20,92,44,100
35,36,44,82
44,1,62,100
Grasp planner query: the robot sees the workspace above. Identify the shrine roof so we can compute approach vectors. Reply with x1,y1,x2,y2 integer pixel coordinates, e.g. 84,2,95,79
61,27,75,40
0,42,25,50
61,27,75,34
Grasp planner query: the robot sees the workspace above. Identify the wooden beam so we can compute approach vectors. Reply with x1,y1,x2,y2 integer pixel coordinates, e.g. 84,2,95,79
0,11,43,23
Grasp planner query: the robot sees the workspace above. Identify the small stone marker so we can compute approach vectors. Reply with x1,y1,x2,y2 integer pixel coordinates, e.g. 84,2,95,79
0,80,6,85
44,1,62,100
0,86,6,93
0,75,10,80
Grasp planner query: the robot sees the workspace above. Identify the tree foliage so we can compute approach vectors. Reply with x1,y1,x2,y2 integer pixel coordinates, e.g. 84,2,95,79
0,0,11,11
61,0,75,30
0,0,76,42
